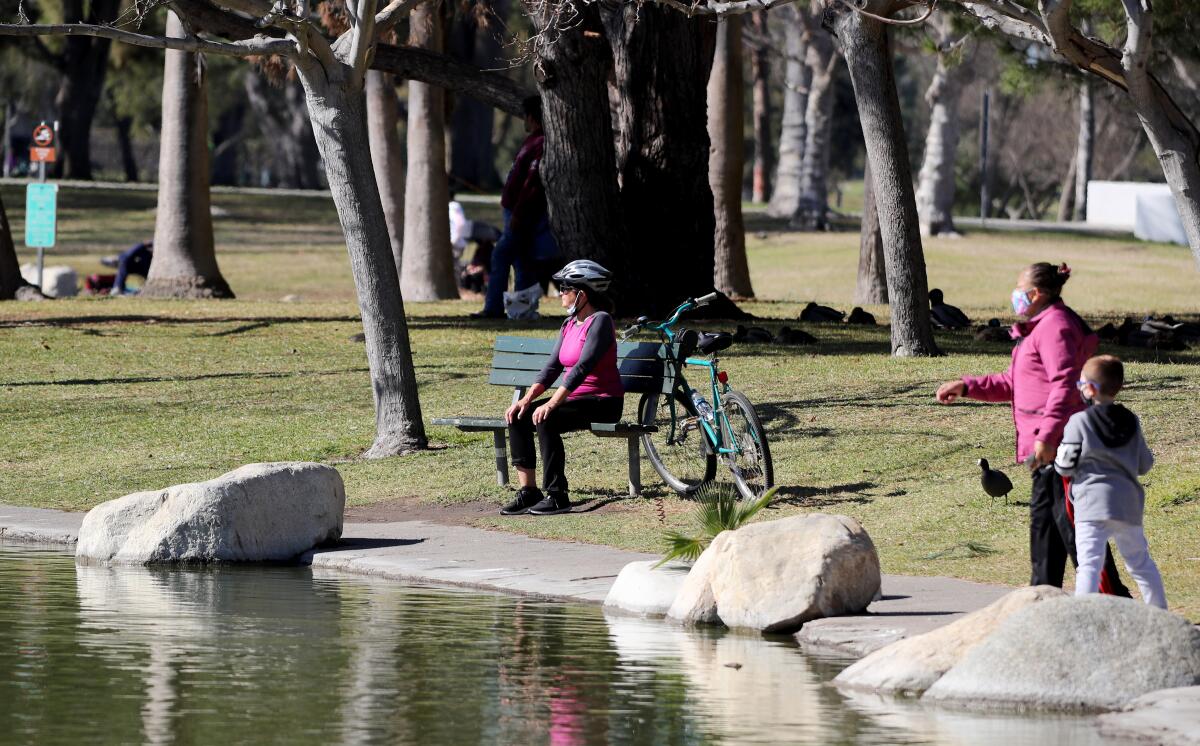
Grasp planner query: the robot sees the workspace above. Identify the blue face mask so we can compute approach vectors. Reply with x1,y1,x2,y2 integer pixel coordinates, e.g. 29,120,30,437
1011,288,1032,316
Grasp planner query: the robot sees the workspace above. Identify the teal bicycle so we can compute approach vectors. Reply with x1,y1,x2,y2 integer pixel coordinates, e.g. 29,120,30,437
620,293,774,500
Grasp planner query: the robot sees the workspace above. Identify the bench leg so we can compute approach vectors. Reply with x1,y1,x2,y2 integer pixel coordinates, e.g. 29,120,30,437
628,437,641,497
493,430,510,486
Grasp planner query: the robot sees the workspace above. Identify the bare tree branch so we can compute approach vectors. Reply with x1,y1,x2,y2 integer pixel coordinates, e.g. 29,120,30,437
0,22,296,57
374,0,427,32
350,0,377,77
951,0,1048,44
372,42,530,114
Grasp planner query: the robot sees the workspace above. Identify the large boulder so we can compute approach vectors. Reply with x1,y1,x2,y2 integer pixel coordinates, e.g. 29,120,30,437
924,595,1200,711
77,462,345,564
670,513,880,633
603,560,691,617
1097,686,1200,746
666,531,731,625
834,585,1066,695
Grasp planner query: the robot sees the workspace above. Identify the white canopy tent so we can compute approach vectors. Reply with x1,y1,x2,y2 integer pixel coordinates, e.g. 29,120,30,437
1086,181,1188,245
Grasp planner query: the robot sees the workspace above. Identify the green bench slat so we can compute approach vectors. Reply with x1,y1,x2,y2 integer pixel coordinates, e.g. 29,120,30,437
487,370,670,394
432,417,655,437
431,416,506,431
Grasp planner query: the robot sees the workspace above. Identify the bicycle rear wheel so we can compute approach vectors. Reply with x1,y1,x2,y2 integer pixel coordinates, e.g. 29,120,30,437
722,390,774,501
639,390,717,496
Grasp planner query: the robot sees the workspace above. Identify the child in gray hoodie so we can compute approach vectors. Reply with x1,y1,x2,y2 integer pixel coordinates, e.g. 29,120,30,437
1054,355,1167,608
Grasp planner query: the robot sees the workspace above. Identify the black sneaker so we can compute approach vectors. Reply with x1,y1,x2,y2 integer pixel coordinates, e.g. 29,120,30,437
529,493,571,515
500,487,543,515
470,310,505,320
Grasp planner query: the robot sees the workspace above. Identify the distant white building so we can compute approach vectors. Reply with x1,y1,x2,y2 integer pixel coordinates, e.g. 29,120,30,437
1086,181,1187,246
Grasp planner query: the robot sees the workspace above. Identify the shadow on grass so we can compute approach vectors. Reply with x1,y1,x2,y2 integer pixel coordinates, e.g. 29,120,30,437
0,314,362,329
2,366,368,387
768,481,877,508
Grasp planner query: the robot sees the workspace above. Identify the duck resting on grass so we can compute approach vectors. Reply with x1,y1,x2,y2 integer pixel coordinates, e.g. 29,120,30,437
800,302,845,323
978,458,1013,504
774,326,817,345
929,288,971,329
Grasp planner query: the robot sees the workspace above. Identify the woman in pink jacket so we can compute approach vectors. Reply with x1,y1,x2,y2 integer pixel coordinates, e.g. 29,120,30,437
936,263,1128,594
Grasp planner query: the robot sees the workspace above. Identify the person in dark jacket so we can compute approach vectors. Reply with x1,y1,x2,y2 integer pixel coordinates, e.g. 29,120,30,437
473,96,560,319
1055,355,1166,608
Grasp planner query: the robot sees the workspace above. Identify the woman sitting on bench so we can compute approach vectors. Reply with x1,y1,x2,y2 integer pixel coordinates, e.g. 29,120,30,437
501,260,623,516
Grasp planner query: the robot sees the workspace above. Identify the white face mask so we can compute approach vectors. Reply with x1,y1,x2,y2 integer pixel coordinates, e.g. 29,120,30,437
567,290,584,316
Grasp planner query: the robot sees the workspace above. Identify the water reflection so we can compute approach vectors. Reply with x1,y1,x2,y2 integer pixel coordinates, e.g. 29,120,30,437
0,547,1121,745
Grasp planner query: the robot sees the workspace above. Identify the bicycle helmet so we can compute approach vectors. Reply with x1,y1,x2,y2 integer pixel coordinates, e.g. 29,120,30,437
551,259,612,294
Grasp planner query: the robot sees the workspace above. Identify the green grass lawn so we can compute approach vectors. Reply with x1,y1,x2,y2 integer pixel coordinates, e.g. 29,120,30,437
3,184,1199,619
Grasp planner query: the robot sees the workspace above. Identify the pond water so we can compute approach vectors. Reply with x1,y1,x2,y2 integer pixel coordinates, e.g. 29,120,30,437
0,545,1127,745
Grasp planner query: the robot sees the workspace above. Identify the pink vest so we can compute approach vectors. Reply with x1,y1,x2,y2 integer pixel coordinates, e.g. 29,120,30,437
559,314,623,399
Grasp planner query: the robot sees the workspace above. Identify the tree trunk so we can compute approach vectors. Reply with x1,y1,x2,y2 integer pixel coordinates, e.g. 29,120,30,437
856,159,888,305
709,16,754,299
832,2,939,357
53,0,120,180
1072,77,1093,222
915,18,966,237
243,74,323,189
211,98,246,186
293,46,428,457
750,11,772,204
142,11,233,299
1056,152,1076,222
767,4,811,217
792,28,837,231
114,114,139,182
448,0,505,191
1,190,25,299
536,2,631,305
602,3,716,313
367,70,405,279
401,1,459,301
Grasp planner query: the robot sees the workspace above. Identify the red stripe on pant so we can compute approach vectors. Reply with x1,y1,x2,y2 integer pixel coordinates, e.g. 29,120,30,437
1062,475,1118,595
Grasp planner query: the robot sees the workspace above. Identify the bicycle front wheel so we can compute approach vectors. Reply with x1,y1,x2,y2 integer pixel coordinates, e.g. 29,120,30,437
639,390,717,496
722,390,774,501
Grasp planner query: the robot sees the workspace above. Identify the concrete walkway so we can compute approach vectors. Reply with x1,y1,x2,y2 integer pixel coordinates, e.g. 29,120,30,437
0,504,1012,656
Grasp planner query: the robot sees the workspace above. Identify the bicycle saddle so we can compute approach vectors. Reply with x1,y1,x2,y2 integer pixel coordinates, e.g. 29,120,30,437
697,331,733,354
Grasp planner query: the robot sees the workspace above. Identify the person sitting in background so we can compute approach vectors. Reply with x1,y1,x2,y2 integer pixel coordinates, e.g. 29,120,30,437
101,240,153,295
449,191,500,295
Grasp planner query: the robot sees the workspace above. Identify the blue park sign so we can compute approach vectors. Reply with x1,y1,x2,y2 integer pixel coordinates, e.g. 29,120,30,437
25,183,58,249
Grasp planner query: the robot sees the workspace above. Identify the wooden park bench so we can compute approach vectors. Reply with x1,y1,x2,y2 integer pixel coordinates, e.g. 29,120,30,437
432,335,679,497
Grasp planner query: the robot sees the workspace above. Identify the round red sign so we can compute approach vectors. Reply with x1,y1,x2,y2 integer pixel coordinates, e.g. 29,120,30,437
33,125,54,147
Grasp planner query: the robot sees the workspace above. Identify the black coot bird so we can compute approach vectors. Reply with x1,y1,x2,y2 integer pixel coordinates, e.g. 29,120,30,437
974,318,1010,343
929,289,971,329
733,324,774,344
774,325,817,345
847,307,877,325
800,302,845,323
978,458,1013,504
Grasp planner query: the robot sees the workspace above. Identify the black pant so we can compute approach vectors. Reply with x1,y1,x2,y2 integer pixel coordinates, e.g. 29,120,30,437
509,396,623,496
1029,465,1130,596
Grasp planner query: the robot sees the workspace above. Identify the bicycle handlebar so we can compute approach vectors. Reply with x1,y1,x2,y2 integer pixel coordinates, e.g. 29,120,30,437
618,291,721,341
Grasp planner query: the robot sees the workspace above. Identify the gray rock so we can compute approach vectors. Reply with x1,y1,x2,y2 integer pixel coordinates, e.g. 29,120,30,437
603,560,691,617
1098,686,1200,745
834,585,1066,695
77,462,345,564
666,531,730,626
695,513,880,633
20,263,78,297
924,595,1200,711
